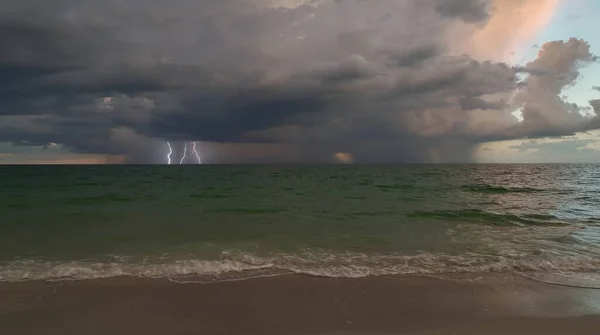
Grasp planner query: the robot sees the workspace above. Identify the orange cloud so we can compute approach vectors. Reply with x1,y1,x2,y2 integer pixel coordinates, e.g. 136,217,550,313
452,0,560,62
334,152,354,164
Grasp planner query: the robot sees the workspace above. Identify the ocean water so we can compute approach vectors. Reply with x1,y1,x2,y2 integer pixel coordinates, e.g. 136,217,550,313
1,164,599,283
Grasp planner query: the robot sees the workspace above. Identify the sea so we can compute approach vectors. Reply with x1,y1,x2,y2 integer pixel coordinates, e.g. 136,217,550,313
1,164,599,285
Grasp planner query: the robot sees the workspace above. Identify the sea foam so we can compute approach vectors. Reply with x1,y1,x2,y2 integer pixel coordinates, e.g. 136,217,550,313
1,250,600,283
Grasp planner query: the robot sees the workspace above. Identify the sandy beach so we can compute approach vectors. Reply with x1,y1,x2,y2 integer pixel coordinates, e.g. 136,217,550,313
1,273,599,335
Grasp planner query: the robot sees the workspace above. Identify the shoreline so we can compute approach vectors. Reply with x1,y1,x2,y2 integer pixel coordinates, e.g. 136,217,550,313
1,273,600,335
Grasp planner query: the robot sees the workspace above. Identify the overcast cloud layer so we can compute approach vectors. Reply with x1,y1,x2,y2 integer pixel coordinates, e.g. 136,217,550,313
1,0,599,163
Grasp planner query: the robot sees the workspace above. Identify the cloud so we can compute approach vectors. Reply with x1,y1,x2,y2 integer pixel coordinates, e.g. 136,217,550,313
449,0,559,62
510,38,599,137
509,138,600,161
317,54,381,83
0,0,598,163
475,133,600,163
459,96,506,111
333,152,353,164
593,86,600,91
435,0,490,23
591,100,600,113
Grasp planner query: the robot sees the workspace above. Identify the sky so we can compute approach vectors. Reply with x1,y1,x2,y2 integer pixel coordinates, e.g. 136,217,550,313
0,0,599,164
475,0,600,163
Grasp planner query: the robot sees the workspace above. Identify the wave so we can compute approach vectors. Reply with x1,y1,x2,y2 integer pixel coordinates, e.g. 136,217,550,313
1,250,599,283
406,209,562,226
64,193,134,205
462,185,544,194
375,183,416,191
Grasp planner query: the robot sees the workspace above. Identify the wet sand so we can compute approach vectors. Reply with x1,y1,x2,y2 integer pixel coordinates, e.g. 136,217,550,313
1,273,600,335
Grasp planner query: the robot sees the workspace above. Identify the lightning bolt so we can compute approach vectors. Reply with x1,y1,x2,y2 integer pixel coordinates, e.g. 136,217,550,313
179,142,188,164
166,142,173,165
191,142,202,164
164,141,202,165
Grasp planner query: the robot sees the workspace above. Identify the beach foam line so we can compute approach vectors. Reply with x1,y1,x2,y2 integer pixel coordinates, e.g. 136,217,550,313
1,250,600,283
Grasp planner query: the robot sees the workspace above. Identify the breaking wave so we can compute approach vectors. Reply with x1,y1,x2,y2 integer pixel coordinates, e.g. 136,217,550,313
1,250,599,283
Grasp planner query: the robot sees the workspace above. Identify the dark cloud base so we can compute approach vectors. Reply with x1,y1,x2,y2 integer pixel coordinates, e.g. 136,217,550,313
0,0,598,163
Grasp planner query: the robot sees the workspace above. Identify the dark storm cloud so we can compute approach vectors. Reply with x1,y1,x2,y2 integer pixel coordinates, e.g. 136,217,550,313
0,0,598,163
384,44,444,68
435,0,489,23
316,54,381,83
0,16,104,77
459,96,506,111
591,100,600,113
152,84,329,143
0,13,176,117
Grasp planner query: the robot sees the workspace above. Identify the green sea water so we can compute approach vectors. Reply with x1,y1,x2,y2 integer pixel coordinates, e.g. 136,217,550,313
1,164,599,282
